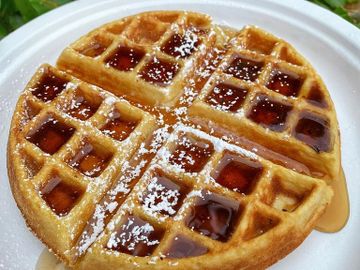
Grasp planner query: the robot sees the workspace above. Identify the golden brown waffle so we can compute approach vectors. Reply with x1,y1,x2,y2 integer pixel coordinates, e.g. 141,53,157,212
8,10,338,270
57,11,216,106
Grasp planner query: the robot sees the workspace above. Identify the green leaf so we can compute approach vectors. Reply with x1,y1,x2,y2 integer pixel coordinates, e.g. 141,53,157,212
28,0,73,14
323,0,347,8
14,0,39,21
346,0,359,4
8,13,25,30
29,0,58,14
311,0,332,9
333,6,355,20
1,0,16,18
0,22,8,38
308,0,360,28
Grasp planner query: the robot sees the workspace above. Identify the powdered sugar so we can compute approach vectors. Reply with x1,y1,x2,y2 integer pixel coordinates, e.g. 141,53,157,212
141,176,181,218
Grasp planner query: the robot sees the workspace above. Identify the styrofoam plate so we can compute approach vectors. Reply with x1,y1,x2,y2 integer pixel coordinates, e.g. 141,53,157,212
0,0,359,269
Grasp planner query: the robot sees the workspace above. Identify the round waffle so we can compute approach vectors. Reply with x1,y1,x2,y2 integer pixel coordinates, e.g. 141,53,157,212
8,11,337,270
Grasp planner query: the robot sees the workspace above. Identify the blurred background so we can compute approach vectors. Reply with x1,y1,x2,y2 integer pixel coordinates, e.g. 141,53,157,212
0,0,359,39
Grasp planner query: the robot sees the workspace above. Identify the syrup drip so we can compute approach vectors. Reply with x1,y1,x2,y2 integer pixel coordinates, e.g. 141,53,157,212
248,95,292,132
67,95,98,120
105,46,145,71
69,143,112,177
225,56,264,82
106,215,163,256
40,174,83,216
294,112,330,153
31,72,69,103
161,32,199,58
206,82,248,112
164,235,208,258
169,136,214,173
26,118,75,155
266,70,303,97
35,249,68,270
212,152,263,194
139,57,180,86
141,173,187,216
188,119,350,233
316,168,350,233
185,191,240,242
101,110,138,141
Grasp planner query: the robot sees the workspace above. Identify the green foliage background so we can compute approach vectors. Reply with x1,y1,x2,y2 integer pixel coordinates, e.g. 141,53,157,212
0,0,74,38
0,0,358,39
309,0,360,27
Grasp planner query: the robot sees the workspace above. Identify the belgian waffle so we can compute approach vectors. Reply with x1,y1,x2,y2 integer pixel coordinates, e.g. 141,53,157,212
8,11,338,270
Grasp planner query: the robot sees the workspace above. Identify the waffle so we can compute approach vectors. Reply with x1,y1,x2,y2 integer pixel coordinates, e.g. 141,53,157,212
7,10,338,270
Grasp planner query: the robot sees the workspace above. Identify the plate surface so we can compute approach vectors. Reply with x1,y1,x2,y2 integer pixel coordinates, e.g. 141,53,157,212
0,0,359,269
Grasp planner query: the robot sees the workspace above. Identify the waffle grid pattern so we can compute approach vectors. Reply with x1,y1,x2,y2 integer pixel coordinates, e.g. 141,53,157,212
76,125,331,270
58,11,215,105
189,26,340,180
10,64,156,257
7,11,338,270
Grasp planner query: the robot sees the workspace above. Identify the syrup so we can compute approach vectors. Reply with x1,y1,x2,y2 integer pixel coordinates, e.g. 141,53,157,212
79,40,107,58
293,112,330,152
194,47,225,91
212,152,263,194
105,46,145,71
306,83,327,108
185,191,241,242
247,95,292,132
139,57,180,86
141,173,187,216
75,138,157,254
189,118,350,233
31,72,69,103
106,215,163,256
161,32,199,58
316,168,350,233
35,248,68,270
69,142,112,177
26,117,75,155
164,235,208,258
206,82,248,112
101,110,138,141
191,116,312,176
67,95,99,120
169,136,214,173
266,70,303,97
40,174,83,216
225,56,264,82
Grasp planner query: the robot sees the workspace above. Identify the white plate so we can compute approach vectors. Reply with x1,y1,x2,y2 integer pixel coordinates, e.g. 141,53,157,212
0,0,359,269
